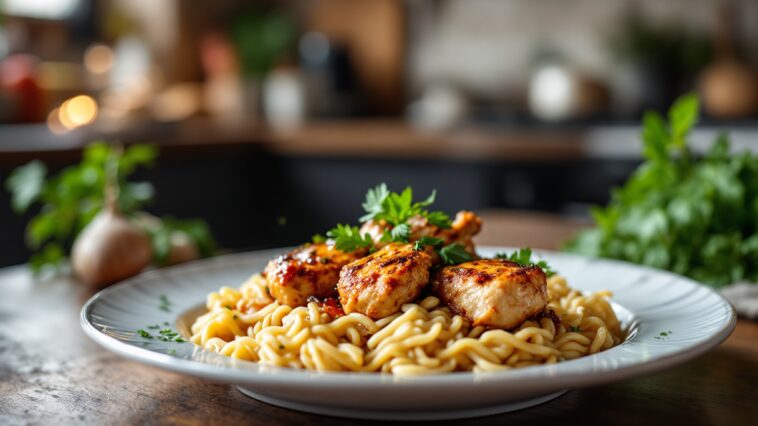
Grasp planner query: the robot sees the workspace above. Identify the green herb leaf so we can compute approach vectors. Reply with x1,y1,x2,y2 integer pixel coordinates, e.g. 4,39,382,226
439,243,474,265
570,325,581,333
668,93,699,149
326,224,374,252
495,248,556,277
413,236,444,251
391,223,410,241
360,183,390,222
159,294,172,312
6,160,47,213
137,329,153,339
425,211,452,228
312,234,327,244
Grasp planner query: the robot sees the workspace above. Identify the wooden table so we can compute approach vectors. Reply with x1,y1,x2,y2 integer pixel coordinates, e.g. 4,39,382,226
1,212,756,425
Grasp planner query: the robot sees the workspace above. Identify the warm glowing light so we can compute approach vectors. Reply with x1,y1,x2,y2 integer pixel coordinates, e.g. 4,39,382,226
47,108,69,134
84,44,114,74
59,95,98,129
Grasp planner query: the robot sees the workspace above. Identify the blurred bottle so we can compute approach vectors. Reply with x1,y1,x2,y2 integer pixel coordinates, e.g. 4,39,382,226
200,32,246,124
0,54,44,123
699,0,757,119
298,32,359,118
263,66,306,130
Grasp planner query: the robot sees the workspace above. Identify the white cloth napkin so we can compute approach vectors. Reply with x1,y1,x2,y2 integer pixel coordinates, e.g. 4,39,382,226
721,283,758,320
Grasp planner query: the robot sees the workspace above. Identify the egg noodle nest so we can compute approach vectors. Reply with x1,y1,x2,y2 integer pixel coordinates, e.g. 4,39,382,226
190,273,623,376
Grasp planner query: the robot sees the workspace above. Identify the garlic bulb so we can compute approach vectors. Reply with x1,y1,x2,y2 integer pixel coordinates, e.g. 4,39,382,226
71,207,153,287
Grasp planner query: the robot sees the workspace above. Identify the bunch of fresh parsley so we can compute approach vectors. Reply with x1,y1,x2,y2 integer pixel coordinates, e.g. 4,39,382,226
6,142,216,274
323,184,473,265
564,94,758,287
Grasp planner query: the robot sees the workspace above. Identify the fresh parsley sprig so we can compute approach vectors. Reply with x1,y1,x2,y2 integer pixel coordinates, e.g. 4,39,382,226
326,224,374,252
439,243,474,265
359,183,452,228
413,236,444,251
495,248,556,277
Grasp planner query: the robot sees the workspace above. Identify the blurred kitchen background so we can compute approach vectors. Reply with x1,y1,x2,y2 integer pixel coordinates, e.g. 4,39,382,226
2,0,758,267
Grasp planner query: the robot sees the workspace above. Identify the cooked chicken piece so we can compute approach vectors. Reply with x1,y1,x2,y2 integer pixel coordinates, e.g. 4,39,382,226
264,243,364,307
432,259,547,329
337,243,433,319
359,210,482,255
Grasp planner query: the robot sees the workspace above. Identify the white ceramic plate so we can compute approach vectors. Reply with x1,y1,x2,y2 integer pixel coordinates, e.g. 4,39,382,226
81,247,736,420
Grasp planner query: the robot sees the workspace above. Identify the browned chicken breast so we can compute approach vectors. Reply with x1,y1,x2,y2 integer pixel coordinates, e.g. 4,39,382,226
360,210,483,255
264,243,364,307
337,243,433,319
432,259,547,329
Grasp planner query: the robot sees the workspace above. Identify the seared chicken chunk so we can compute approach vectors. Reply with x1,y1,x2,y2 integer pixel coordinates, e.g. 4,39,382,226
264,243,364,307
432,259,547,329
360,210,482,255
338,243,433,319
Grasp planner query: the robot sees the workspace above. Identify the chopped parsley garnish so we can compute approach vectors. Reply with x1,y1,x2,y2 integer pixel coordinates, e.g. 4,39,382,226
326,224,374,252
570,325,582,332
359,183,452,228
158,294,172,312
495,248,556,277
659,331,669,336
147,324,161,330
439,243,474,265
138,325,186,343
312,234,327,244
414,236,444,251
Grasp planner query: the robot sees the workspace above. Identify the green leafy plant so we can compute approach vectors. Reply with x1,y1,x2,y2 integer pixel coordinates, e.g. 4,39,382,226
495,248,556,277
6,142,216,274
232,11,294,77
564,94,758,287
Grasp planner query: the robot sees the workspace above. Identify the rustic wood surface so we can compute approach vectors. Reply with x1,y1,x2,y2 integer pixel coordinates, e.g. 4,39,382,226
1,211,756,425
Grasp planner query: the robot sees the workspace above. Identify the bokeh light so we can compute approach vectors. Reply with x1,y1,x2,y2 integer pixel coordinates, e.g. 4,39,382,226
58,95,98,129
83,44,114,75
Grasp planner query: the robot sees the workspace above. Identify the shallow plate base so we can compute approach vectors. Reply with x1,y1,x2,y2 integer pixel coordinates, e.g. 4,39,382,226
236,386,567,420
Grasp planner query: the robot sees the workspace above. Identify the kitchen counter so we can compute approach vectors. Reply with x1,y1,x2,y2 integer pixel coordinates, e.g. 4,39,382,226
3,119,758,167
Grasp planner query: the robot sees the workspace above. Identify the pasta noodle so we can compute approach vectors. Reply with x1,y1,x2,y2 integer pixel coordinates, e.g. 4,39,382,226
190,274,623,376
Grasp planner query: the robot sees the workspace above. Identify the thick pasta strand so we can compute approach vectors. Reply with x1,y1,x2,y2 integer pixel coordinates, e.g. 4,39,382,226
190,274,624,376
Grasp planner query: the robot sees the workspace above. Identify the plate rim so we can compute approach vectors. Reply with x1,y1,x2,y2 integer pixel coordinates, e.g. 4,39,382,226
80,247,737,389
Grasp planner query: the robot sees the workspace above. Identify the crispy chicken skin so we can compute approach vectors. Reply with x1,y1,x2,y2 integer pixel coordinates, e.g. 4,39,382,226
264,243,364,307
360,210,483,255
432,259,548,329
337,243,433,319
